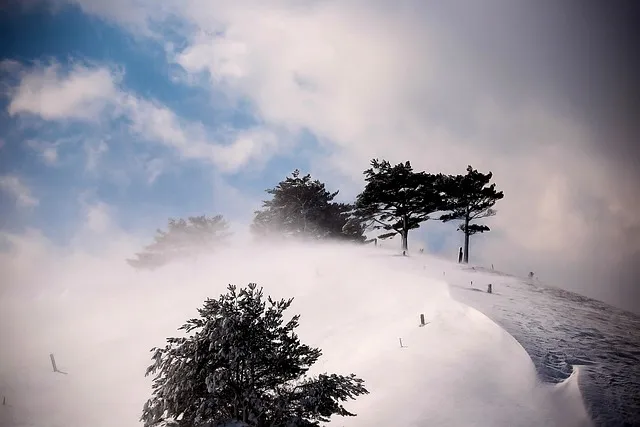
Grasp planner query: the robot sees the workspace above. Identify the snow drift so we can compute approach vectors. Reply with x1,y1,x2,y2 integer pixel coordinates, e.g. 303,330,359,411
0,242,592,426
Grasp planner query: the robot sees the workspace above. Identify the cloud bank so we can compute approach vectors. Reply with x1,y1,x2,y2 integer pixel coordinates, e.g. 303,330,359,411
1,0,638,312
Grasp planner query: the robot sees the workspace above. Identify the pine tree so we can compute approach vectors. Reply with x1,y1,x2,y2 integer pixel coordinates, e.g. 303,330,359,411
354,159,445,252
251,170,365,242
141,284,369,427
127,215,231,270
439,166,504,263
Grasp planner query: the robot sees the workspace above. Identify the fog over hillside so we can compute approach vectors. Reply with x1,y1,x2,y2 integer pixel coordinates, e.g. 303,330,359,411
0,237,594,426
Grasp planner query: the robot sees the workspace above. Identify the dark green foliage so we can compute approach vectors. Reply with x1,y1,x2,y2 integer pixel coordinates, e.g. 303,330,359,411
251,170,366,243
439,166,504,263
354,159,445,252
127,215,232,270
141,284,369,427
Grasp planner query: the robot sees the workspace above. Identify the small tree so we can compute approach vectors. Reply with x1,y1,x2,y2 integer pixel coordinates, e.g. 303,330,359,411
141,284,369,427
127,215,231,270
251,170,365,242
354,159,444,252
440,166,504,264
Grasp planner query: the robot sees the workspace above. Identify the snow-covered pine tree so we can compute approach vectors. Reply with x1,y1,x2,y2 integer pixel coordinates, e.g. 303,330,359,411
141,283,369,427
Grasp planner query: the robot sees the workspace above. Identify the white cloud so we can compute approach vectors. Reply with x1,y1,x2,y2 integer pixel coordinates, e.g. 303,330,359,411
120,93,286,173
165,0,639,305
6,61,284,174
65,196,147,256
5,1,639,308
0,175,39,208
145,157,165,184
83,201,112,233
84,139,109,172
7,61,120,121
26,139,59,165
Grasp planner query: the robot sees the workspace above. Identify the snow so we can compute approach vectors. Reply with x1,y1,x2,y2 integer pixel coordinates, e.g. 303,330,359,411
0,242,592,426
426,257,640,426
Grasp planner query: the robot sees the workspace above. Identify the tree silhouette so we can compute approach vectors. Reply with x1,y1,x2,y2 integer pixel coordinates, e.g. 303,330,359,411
141,283,369,427
355,159,444,252
440,166,504,263
251,170,365,242
127,215,231,270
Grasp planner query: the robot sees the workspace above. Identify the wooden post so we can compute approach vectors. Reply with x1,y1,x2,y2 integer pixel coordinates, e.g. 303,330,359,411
399,338,404,348
487,284,492,294
3,396,5,405
420,314,425,326
50,353,58,372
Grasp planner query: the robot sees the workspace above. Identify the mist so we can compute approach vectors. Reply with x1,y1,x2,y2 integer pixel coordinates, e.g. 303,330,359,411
0,230,594,426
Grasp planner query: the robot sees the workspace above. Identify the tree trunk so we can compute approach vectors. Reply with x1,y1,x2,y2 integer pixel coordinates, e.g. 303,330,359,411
401,230,408,251
401,216,409,252
463,215,470,264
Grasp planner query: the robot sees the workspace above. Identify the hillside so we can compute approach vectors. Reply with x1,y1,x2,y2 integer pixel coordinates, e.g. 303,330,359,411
0,243,592,427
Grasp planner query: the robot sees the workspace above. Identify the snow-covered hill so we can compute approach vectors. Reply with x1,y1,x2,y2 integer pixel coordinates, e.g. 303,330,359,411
0,243,593,426
431,257,640,427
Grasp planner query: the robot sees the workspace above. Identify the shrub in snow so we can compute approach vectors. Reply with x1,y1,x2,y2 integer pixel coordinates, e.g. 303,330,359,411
141,283,369,427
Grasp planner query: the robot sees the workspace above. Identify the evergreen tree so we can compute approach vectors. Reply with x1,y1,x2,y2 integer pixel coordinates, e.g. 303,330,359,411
354,159,444,252
251,170,365,242
439,165,504,263
127,215,231,270
141,283,369,427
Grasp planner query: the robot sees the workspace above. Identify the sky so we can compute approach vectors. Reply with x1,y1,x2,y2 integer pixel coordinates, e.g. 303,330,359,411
0,0,639,312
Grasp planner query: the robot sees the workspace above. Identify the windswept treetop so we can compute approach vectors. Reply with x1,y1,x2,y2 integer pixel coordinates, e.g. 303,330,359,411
440,165,504,225
251,170,365,242
355,159,445,251
127,215,231,270
440,165,504,263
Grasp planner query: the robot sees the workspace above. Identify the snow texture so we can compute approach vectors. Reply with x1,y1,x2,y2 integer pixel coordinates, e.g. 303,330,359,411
435,259,640,426
0,243,594,426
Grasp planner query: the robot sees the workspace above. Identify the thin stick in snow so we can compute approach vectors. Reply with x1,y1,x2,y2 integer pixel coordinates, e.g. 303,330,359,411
50,353,68,375
420,314,425,326
50,353,58,372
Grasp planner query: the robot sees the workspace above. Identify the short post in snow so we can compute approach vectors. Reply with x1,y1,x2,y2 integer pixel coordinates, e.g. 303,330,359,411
487,283,492,294
50,353,58,373
399,338,405,348
2,396,5,405
419,313,426,327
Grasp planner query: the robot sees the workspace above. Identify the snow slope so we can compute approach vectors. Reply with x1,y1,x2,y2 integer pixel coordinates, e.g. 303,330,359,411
0,243,592,426
426,256,640,426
